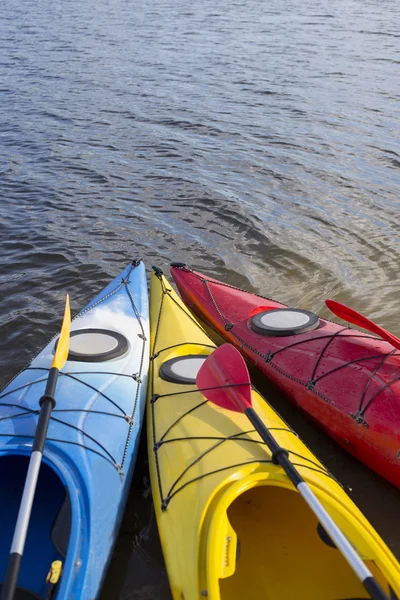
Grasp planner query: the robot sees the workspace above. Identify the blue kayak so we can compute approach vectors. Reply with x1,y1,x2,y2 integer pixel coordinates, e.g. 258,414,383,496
0,260,149,599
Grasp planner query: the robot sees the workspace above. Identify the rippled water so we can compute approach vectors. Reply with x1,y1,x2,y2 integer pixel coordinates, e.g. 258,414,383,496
1,0,400,596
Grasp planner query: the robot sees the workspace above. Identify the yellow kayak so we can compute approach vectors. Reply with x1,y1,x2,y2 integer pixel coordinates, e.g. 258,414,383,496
147,268,400,600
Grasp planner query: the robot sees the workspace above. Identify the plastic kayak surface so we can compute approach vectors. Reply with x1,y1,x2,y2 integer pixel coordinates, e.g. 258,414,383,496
147,267,400,600
0,260,149,599
170,264,400,489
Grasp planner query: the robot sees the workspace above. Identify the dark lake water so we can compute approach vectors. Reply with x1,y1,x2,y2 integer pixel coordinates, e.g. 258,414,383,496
1,0,400,596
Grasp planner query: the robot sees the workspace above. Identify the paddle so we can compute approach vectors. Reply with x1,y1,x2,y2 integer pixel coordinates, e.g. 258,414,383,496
1,296,71,600
196,344,389,600
326,299,400,352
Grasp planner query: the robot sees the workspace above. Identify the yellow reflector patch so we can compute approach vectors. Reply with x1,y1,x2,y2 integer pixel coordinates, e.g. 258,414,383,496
46,560,63,585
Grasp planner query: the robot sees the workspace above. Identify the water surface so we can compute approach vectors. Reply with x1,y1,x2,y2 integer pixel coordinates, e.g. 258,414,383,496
1,0,399,596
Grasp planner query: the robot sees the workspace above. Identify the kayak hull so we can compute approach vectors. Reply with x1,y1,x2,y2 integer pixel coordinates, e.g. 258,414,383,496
0,260,149,599
148,268,400,600
170,265,400,489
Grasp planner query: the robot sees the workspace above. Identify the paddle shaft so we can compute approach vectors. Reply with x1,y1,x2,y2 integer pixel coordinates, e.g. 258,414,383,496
1,368,59,600
245,407,388,600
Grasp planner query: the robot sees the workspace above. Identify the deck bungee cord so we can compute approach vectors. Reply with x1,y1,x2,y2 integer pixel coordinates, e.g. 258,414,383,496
148,267,400,600
149,269,333,511
0,263,147,474
171,264,400,488
177,265,400,423
0,260,149,600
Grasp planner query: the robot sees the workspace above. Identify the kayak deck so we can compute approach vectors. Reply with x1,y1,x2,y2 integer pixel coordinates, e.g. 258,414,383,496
148,269,400,600
170,265,400,488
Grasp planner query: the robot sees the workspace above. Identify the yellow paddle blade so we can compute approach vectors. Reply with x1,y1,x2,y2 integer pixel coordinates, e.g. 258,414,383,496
51,294,71,370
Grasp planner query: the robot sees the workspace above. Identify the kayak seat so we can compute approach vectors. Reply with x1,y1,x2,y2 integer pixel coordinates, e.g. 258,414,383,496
218,485,389,600
0,585,43,600
51,492,71,558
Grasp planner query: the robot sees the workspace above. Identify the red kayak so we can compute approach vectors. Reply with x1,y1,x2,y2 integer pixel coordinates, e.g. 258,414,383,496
171,263,400,488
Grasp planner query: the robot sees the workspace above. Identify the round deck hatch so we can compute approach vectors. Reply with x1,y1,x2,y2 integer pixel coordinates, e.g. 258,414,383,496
54,328,129,362
250,309,319,336
159,354,208,384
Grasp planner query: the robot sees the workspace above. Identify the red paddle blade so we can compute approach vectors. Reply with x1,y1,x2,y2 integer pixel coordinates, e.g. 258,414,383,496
196,344,252,413
326,299,400,352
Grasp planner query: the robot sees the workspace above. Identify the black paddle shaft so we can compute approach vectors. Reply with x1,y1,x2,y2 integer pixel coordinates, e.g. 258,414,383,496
245,407,303,486
33,367,58,454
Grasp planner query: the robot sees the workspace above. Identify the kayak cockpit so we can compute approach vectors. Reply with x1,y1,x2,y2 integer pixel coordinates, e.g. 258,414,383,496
0,455,71,599
207,483,393,600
